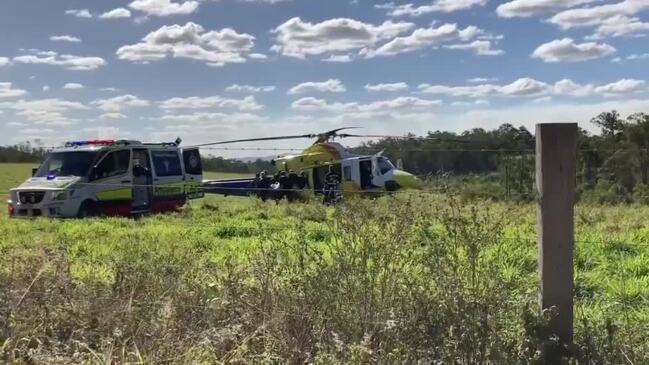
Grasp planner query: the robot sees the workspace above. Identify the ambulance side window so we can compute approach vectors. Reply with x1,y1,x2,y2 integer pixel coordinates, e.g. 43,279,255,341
91,150,131,180
151,151,182,177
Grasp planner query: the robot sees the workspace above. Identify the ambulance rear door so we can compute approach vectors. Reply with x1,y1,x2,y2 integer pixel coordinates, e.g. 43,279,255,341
182,147,204,199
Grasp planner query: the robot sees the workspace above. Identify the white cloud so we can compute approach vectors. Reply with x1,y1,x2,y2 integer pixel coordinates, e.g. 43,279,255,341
627,53,649,60
363,23,501,58
291,96,441,113
531,38,615,62
272,18,499,60
499,78,551,96
65,9,92,18
248,53,268,60
496,0,598,18
533,96,553,103
128,0,199,16
588,15,649,39
159,112,266,123
418,77,646,98
271,17,414,59
63,83,85,90
42,86,50,92
365,82,409,92
0,83,27,98
549,0,649,29
116,22,256,66
99,8,132,19
159,95,262,111
92,95,150,112
288,79,346,95
13,50,106,71
99,113,128,120
240,0,292,3
0,57,10,67
443,40,504,56
377,0,488,17
467,77,497,83
0,98,89,126
452,99,490,107
225,84,276,93
594,79,646,95
553,79,595,96
418,82,500,98
323,54,353,63
450,98,649,135
50,35,81,43
19,128,56,137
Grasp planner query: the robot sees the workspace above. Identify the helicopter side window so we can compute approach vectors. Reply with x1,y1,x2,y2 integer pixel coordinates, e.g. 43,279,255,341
343,166,352,181
377,157,394,175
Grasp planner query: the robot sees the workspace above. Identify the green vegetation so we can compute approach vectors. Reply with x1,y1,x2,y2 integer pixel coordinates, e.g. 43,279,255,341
356,111,649,203
1,164,648,363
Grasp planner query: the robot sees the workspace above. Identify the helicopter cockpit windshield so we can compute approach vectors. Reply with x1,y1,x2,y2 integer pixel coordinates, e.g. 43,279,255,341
377,157,394,175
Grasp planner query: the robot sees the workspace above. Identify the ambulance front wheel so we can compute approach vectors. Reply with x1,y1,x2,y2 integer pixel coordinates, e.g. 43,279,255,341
77,200,97,218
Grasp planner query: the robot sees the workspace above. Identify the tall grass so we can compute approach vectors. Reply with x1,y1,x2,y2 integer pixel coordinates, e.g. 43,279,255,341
1,194,649,363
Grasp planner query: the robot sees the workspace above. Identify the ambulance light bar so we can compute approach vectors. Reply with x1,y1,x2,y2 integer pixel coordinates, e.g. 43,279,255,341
65,139,116,147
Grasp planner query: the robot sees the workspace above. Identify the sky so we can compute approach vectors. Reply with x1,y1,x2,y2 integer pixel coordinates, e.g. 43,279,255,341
0,0,648,156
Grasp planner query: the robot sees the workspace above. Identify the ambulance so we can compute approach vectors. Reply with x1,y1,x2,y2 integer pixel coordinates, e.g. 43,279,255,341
7,139,203,218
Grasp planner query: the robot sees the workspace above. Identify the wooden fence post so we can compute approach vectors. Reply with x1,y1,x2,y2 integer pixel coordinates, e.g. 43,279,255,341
536,123,577,357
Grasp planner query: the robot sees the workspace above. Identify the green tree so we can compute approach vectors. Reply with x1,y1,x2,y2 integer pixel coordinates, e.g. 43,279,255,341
624,113,649,184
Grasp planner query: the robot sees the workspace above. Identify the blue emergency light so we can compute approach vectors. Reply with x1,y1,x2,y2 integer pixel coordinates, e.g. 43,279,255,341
65,139,115,147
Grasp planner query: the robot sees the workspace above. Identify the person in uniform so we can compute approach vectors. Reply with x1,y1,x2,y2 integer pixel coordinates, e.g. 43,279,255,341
323,165,340,204
277,171,289,201
257,171,271,201
298,171,308,189
287,169,299,202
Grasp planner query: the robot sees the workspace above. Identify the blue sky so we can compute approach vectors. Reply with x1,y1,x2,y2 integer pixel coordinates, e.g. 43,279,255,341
0,0,648,155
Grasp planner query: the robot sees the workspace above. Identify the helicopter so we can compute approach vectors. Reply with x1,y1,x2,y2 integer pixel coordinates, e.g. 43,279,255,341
200,128,421,198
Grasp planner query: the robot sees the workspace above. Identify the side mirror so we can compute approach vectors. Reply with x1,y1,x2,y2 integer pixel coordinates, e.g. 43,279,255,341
32,167,38,176
89,166,99,181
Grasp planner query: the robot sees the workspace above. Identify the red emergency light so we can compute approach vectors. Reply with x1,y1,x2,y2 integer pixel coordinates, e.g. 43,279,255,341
88,139,115,145
65,139,115,147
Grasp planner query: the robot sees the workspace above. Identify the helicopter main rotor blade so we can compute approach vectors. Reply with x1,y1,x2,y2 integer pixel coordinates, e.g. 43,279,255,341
193,134,317,147
193,127,363,147
337,133,470,143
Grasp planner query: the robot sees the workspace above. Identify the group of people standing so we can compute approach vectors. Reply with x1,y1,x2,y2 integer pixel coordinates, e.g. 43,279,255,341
252,165,342,204
252,170,308,202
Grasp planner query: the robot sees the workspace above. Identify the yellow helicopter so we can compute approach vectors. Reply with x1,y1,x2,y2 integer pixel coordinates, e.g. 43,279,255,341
199,128,421,197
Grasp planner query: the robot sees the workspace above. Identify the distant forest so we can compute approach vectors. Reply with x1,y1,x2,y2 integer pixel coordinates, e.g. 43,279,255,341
353,111,649,202
4,111,649,202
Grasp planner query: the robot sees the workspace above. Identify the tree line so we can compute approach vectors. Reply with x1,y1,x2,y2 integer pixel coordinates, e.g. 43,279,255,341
354,111,649,203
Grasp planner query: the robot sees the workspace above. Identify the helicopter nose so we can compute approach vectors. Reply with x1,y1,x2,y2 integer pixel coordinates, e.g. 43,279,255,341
393,169,421,190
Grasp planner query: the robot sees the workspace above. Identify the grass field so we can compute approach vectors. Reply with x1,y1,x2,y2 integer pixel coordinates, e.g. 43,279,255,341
1,163,648,363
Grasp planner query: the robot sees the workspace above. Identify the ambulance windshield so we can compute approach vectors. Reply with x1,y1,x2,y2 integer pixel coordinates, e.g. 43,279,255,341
34,151,100,178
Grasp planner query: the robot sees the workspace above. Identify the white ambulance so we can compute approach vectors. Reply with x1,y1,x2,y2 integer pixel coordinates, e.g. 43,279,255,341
7,139,203,218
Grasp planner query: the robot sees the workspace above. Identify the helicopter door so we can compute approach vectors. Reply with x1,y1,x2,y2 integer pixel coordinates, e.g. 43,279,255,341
371,156,386,188
182,148,204,199
359,159,373,190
